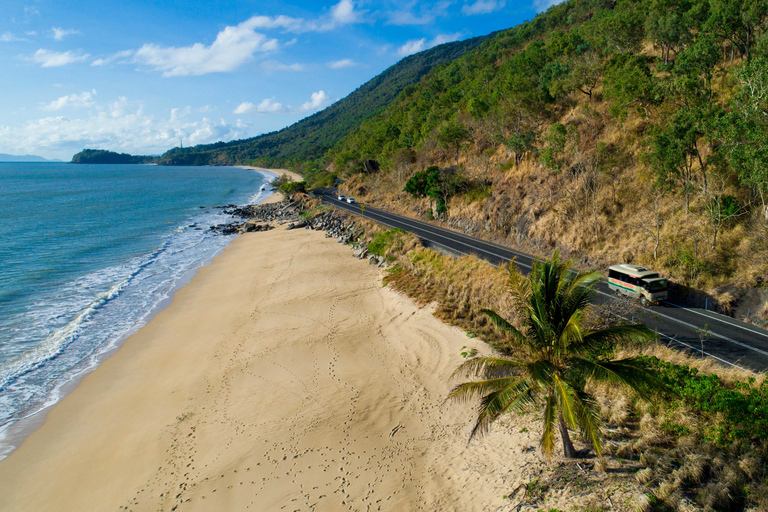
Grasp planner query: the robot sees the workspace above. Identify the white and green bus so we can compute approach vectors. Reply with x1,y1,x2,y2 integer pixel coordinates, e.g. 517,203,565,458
607,264,668,304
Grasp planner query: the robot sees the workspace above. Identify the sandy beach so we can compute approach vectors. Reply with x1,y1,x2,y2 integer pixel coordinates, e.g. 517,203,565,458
0,225,636,511
240,166,303,205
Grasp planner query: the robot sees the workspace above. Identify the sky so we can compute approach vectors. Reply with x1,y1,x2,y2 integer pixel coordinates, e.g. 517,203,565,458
0,0,562,160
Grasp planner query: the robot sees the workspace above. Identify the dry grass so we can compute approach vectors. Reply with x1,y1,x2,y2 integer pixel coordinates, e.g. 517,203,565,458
343,88,768,316
370,238,768,511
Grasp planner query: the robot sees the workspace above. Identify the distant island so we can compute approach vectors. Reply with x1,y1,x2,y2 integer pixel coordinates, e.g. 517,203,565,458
71,149,156,164
0,153,62,163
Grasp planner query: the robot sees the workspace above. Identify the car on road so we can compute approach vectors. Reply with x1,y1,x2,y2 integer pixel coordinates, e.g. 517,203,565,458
346,197,356,204
338,195,345,201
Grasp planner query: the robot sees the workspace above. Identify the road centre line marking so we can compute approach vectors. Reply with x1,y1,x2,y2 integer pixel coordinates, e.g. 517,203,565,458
332,197,768,357
596,290,768,358
662,300,768,340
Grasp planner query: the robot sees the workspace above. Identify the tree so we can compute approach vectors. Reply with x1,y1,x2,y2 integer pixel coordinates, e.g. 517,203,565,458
648,105,721,212
725,57,768,216
644,0,692,64
449,252,662,459
436,120,471,166
504,129,538,166
705,0,768,62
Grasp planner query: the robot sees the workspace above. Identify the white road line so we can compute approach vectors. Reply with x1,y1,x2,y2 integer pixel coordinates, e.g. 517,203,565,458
596,289,768,358
656,332,749,371
333,198,768,359
662,301,768,340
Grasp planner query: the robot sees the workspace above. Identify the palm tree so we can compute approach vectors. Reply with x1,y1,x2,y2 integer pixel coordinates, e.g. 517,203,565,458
449,251,663,459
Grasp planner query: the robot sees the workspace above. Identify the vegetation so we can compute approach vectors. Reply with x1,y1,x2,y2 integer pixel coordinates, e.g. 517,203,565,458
71,149,155,164
150,34,495,168
448,252,661,459
370,237,768,510
325,0,768,302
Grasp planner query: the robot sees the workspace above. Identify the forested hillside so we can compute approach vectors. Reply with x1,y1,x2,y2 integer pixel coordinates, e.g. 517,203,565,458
71,149,155,164
328,0,768,314
153,33,494,167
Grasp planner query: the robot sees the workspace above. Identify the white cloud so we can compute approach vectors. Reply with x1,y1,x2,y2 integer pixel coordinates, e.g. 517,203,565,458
386,2,451,26
29,49,90,67
397,33,461,57
133,19,279,77
233,90,329,115
301,90,328,111
242,1,362,33
40,90,96,111
51,27,80,40
328,58,356,69
233,99,287,114
91,50,133,66
0,97,249,160
258,60,304,72
462,0,506,15
432,33,462,46
331,0,358,24
533,0,565,12
246,15,306,32
1,32,26,42
398,38,426,56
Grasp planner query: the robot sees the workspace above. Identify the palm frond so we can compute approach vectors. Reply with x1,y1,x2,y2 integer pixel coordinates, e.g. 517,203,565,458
450,356,523,380
553,375,578,430
541,394,557,459
571,357,669,400
577,324,656,355
528,359,556,386
480,309,526,345
467,379,538,439
572,388,604,457
447,375,527,404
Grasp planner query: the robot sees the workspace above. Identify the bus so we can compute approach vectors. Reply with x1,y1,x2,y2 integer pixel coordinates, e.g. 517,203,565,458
607,264,668,304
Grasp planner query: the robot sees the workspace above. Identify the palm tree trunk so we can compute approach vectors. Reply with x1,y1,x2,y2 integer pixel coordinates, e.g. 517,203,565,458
558,415,577,458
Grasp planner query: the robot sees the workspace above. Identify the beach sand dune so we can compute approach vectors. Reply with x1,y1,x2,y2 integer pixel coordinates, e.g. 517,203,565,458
0,228,612,511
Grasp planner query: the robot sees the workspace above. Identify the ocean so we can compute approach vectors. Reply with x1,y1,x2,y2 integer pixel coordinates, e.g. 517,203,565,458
0,162,272,458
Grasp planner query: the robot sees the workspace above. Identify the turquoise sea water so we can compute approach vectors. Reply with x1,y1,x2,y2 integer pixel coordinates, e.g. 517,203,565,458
0,163,272,457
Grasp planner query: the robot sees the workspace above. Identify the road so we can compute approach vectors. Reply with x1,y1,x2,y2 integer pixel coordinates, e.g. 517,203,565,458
322,192,768,372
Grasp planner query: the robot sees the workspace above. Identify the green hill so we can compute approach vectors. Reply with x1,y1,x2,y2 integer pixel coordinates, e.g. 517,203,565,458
71,149,155,164
329,0,768,298
154,34,495,167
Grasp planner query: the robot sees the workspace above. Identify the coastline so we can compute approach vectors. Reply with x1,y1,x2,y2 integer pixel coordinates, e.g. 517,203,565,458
0,165,282,461
0,224,577,511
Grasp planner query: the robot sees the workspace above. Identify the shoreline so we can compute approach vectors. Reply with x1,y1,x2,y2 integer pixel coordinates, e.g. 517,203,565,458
0,166,286,461
0,209,641,510
0,224,549,511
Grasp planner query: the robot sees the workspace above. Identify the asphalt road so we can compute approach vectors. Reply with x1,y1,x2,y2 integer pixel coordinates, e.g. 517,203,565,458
322,192,768,372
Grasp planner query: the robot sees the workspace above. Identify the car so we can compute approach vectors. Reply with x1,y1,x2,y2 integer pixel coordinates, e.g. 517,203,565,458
338,195,345,201
346,197,356,204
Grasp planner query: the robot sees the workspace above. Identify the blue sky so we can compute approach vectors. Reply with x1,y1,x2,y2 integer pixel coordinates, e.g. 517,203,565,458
0,0,561,160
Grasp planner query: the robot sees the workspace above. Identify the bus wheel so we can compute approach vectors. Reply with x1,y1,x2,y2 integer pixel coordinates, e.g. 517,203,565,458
641,297,648,306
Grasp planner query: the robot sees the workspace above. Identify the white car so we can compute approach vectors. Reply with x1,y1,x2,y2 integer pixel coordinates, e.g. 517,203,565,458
338,195,345,201
346,197,356,204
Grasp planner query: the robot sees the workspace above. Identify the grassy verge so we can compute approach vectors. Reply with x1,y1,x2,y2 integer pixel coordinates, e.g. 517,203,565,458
375,240,768,511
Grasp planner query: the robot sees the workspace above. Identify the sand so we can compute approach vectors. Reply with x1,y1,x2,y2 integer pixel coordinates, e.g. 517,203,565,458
0,227,639,511
240,166,303,205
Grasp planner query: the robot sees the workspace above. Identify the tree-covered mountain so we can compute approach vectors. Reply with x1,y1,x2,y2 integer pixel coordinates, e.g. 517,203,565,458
152,33,496,167
71,149,156,164
328,0,768,300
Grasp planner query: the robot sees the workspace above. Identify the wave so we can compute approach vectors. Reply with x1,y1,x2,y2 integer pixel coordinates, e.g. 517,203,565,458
0,200,254,444
0,242,167,393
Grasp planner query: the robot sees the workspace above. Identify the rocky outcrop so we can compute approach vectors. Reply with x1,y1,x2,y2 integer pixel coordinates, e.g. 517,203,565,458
221,198,391,267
